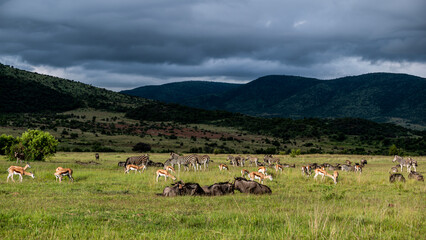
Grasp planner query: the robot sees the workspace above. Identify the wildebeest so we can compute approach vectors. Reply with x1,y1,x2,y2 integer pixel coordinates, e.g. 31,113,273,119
389,173,406,183
233,177,272,195
389,166,399,173
160,181,184,197
408,171,424,182
95,153,99,161
147,161,164,167
202,182,234,196
361,159,367,165
118,162,126,167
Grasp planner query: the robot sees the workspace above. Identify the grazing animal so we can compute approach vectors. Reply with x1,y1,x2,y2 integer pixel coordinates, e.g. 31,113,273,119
345,160,352,165
156,169,176,182
408,171,424,182
389,166,399,173
125,154,150,167
202,182,234,196
178,182,205,196
361,159,367,165
198,155,211,170
241,169,250,177
95,153,100,161
246,156,259,166
258,166,267,175
313,169,339,184
165,153,198,171
118,161,126,167
275,164,284,173
392,155,414,173
7,166,34,182
249,172,273,184
389,173,405,183
227,155,242,167
164,165,175,173
54,167,74,182
282,163,296,168
14,152,25,164
354,165,363,173
233,177,272,195
301,165,311,176
125,164,146,174
264,155,280,165
406,157,418,172
340,164,353,172
219,164,229,171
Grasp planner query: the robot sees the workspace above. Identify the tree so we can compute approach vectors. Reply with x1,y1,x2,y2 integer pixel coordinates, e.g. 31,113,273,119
0,134,18,155
17,129,58,161
132,142,152,152
388,144,403,156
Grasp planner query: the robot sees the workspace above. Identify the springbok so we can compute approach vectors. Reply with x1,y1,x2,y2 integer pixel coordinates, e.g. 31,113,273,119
164,165,175,173
275,164,284,173
54,167,74,182
313,169,338,184
156,169,176,182
258,166,267,175
7,166,34,182
301,165,311,176
249,172,273,184
219,164,229,171
354,165,362,173
241,169,250,178
125,164,146,174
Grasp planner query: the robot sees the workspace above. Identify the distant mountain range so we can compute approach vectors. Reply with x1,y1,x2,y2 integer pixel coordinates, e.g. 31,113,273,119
122,73,426,126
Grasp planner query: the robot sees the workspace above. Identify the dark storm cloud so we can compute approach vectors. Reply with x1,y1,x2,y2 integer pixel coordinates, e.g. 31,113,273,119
0,0,425,90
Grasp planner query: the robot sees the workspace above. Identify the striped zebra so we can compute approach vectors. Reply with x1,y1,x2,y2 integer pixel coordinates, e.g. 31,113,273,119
165,153,199,171
125,154,150,167
198,155,211,170
264,155,280,166
393,155,417,173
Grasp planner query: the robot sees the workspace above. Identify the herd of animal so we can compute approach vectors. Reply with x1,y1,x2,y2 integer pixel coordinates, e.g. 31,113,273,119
5,153,423,195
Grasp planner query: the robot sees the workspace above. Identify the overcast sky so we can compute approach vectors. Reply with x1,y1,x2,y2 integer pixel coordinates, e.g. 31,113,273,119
1,0,425,91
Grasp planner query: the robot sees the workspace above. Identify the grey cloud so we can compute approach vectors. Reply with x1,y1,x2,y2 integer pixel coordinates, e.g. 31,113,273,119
0,0,425,90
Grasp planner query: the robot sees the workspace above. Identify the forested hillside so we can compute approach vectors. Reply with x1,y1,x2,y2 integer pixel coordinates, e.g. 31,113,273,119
1,63,425,155
123,74,426,126
0,63,149,113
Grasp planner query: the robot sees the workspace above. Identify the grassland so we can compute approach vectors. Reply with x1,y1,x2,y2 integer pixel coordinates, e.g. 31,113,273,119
0,153,424,239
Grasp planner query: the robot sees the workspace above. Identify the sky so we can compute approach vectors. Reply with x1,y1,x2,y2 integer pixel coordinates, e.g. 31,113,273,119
1,0,425,91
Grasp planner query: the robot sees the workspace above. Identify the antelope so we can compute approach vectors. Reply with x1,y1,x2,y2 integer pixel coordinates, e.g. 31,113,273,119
249,172,273,184
125,164,146,174
156,169,176,182
241,169,250,177
313,169,338,184
301,165,311,176
219,164,229,171
54,167,74,182
354,165,362,173
258,166,267,175
275,164,284,173
7,166,34,182
164,165,175,173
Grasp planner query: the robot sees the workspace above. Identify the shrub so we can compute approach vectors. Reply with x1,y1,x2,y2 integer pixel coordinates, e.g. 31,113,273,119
8,129,58,161
132,142,152,152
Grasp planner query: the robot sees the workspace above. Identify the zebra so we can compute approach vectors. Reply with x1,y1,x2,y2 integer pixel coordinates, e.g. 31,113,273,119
392,155,416,173
165,153,198,171
125,154,150,167
198,155,211,170
246,156,258,166
264,155,280,166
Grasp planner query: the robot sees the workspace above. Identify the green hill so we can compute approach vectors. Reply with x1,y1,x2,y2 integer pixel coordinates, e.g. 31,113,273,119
0,63,149,113
122,73,426,126
121,81,240,104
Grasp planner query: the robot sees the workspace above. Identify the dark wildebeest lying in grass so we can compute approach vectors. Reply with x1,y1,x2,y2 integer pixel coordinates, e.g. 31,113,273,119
408,171,424,182
202,182,234,196
233,177,272,195
159,181,205,197
147,161,164,167
389,173,406,183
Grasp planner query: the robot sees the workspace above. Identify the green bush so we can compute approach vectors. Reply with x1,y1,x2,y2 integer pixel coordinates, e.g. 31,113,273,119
11,129,59,161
